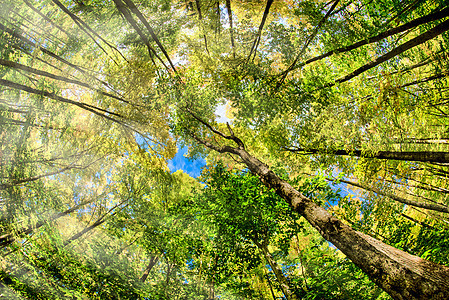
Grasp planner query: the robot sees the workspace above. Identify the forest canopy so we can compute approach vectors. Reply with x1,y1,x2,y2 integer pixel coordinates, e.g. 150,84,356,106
1,0,449,299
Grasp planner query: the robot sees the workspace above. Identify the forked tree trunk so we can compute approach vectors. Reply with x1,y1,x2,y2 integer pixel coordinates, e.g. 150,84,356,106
194,131,449,299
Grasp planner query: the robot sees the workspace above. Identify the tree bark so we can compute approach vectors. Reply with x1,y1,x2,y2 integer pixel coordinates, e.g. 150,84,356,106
189,125,449,299
121,0,178,74
195,0,209,54
247,0,274,62
0,58,129,104
63,200,128,246
286,147,449,164
324,18,449,88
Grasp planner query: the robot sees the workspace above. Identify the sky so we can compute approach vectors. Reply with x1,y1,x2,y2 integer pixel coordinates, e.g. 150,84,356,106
167,103,230,178
167,146,206,178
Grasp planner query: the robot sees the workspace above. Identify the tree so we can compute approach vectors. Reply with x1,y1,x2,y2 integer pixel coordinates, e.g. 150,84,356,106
1,0,449,299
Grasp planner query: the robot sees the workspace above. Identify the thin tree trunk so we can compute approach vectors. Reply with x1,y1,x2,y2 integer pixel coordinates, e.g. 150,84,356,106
225,0,235,58
247,0,274,62
22,0,77,40
0,78,124,124
290,6,449,72
0,23,111,88
254,241,298,300
279,0,340,86
263,267,278,300
50,0,124,64
286,146,449,164
325,177,449,213
0,198,96,248
327,18,449,88
63,200,128,246
121,0,178,74
0,58,129,104
195,0,209,54
140,256,159,282
111,0,168,71
187,117,449,299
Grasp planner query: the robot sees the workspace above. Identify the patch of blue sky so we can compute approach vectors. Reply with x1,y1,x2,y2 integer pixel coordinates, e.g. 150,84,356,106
167,146,206,178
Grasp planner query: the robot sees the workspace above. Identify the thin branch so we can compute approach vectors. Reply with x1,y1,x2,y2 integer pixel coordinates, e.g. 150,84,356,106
277,0,340,88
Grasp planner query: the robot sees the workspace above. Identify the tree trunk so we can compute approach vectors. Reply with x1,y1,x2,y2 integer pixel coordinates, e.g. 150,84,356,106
140,256,159,282
326,18,449,88
225,0,235,58
325,177,449,213
64,200,128,246
286,147,449,164
0,198,95,248
191,128,449,299
254,241,298,300
290,6,449,71
195,0,209,54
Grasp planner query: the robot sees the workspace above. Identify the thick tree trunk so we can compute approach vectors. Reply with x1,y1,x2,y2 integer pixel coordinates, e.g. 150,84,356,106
234,148,449,299
287,147,449,164
191,127,449,299
254,241,298,300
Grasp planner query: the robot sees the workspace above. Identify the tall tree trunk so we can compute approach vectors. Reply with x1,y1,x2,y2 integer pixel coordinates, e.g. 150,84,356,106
140,256,159,282
328,18,449,88
288,6,449,72
195,0,209,54
247,0,274,62
254,241,298,300
286,147,449,164
325,177,449,213
0,58,129,104
64,200,128,246
188,121,449,299
225,0,235,58
121,0,178,74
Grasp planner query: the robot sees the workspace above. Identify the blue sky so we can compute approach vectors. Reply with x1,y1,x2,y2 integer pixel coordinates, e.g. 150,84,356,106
167,104,229,178
167,146,206,178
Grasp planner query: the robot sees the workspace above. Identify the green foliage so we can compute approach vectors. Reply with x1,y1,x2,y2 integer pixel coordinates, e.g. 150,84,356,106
1,0,449,298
